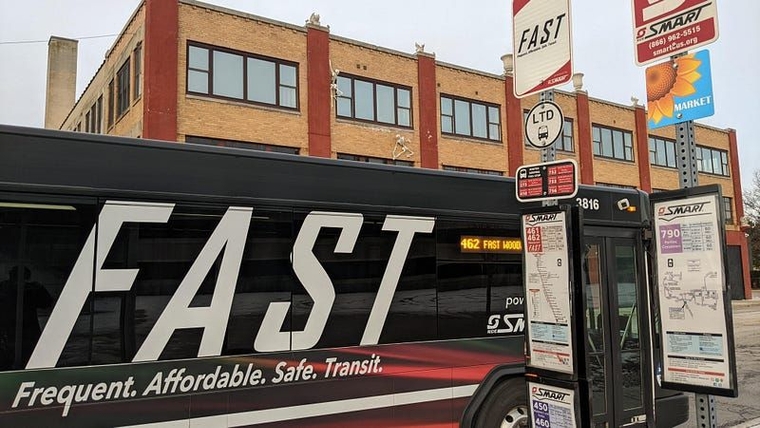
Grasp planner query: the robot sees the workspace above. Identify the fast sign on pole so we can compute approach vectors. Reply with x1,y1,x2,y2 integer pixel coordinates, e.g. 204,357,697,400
646,49,714,129
632,0,719,66
512,0,573,97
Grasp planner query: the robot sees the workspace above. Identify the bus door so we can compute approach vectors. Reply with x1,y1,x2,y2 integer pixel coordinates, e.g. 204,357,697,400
583,227,654,427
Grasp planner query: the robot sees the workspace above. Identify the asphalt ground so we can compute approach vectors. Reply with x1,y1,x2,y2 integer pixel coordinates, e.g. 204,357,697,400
675,290,760,428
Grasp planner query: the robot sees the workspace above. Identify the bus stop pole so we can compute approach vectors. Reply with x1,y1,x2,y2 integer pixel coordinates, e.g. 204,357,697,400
540,90,557,208
675,114,717,428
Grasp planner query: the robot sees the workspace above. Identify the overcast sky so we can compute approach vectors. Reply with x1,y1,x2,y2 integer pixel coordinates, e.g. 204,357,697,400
1,1,758,191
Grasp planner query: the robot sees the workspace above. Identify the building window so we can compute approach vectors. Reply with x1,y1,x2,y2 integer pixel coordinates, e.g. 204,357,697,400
649,136,676,168
116,58,131,118
185,136,299,154
133,43,142,99
337,153,414,166
187,42,298,110
560,119,574,152
442,165,503,176
335,75,411,127
107,79,115,128
592,124,634,162
95,96,103,133
85,97,102,134
723,197,733,225
441,95,500,141
696,146,729,176
523,110,573,151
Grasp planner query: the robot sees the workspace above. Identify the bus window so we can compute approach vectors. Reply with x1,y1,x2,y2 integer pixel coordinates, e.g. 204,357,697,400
583,242,608,417
96,203,238,363
291,212,437,348
436,220,522,339
225,210,295,355
0,200,96,370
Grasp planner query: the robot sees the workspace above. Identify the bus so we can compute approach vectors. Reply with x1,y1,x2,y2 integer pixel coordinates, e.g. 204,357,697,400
0,125,688,427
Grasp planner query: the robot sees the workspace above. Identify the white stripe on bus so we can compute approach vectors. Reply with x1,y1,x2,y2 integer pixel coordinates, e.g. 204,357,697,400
117,384,479,428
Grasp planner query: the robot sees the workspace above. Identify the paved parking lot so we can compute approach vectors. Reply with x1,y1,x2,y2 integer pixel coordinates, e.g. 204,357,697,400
676,290,760,428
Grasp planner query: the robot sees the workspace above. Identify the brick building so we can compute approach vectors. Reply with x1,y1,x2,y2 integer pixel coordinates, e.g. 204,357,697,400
46,0,751,298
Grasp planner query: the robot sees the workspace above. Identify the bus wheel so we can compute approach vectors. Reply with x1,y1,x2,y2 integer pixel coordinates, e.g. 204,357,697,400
477,378,528,428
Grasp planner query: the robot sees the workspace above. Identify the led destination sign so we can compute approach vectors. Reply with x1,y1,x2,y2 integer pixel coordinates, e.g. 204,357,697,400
460,236,522,253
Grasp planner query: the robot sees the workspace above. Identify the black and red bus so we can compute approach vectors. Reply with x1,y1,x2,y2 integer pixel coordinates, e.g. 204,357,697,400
0,126,688,427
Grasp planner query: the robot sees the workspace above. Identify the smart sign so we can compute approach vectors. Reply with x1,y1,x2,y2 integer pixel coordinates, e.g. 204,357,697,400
632,0,719,65
650,186,738,397
646,49,714,129
512,0,573,97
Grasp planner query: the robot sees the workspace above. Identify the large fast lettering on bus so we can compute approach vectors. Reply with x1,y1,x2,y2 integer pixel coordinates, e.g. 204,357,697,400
26,201,434,369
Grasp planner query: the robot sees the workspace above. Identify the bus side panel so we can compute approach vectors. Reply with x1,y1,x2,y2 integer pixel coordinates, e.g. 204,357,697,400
0,338,523,427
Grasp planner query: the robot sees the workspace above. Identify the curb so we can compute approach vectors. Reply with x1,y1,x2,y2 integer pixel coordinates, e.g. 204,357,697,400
732,417,760,428
732,299,760,307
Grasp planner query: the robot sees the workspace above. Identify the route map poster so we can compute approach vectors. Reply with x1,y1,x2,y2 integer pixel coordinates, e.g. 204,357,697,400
652,190,737,396
522,210,574,374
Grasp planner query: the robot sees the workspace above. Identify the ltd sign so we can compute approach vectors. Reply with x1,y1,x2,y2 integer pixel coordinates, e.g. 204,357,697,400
524,101,564,149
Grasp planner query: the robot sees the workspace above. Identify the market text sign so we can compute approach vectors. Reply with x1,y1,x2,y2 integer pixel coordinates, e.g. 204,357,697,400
646,50,714,129
512,0,573,97
632,0,718,65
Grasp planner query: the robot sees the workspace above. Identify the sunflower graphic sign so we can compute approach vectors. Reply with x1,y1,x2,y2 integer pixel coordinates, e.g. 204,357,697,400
646,49,714,130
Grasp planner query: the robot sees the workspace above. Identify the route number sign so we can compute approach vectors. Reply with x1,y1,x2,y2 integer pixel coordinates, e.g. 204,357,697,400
516,159,578,203
522,209,573,374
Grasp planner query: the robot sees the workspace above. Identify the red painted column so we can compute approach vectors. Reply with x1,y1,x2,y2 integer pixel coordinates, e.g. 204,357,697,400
634,105,652,192
143,0,178,141
574,90,594,184
727,231,752,300
306,23,331,158
416,52,438,169
504,74,523,176
728,129,745,222
727,128,751,299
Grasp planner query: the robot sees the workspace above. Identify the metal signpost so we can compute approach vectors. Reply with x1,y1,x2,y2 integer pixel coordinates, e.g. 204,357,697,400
513,2,587,425
633,0,723,422
539,91,558,207
521,206,590,427
650,184,739,428
512,0,572,203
